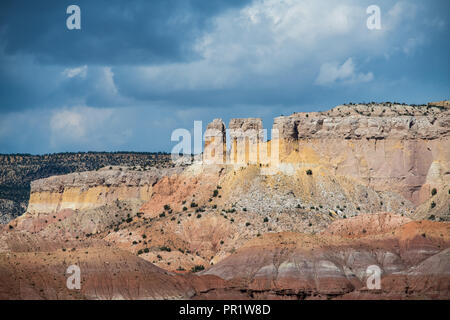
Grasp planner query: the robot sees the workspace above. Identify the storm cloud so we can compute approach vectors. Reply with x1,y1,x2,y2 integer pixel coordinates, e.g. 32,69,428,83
0,0,449,153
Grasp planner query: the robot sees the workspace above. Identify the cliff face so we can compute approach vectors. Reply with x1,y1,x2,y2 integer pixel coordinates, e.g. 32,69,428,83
203,119,227,164
203,103,450,207
273,104,449,205
0,152,171,224
26,167,181,216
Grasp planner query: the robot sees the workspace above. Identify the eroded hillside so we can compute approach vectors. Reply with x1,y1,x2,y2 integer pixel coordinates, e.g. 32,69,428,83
0,152,172,223
0,101,449,299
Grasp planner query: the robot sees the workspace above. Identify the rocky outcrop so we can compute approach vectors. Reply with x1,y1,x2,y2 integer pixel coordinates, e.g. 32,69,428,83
204,102,450,208
203,119,226,164
429,101,450,108
0,152,172,224
25,167,181,216
229,118,264,165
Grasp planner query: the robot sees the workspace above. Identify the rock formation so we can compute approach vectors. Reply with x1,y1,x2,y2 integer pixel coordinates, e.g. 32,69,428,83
1,101,448,300
203,103,450,211
25,166,180,216
203,119,226,165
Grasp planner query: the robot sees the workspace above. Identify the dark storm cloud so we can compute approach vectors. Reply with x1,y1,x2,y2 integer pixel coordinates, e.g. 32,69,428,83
0,0,251,112
0,0,449,154
0,0,250,66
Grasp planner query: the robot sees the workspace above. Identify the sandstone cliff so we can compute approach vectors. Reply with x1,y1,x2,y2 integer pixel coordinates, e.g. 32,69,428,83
25,166,181,216
203,102,450,213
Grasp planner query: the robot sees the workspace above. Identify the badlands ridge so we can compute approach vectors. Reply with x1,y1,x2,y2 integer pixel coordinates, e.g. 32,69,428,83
0,102,449,299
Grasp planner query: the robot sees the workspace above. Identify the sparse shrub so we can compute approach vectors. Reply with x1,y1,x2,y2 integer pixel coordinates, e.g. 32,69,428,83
306,169,313,175
191,265,205,273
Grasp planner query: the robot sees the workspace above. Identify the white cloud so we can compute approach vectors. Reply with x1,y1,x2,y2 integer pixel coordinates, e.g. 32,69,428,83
49,106,131,148
315,58,373,85
122,0,421,96
62,65,87,78
50,108,86,139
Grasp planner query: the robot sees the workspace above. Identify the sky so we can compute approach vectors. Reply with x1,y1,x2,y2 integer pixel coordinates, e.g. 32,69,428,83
0,0,449,154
